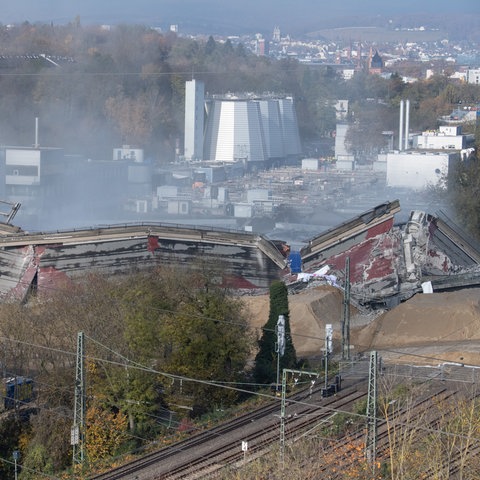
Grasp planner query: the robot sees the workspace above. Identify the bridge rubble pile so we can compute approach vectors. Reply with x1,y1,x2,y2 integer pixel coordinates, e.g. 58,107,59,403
290,201,480,309
0,199,478,307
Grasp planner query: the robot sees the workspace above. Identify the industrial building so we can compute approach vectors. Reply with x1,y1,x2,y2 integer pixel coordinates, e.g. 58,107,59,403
385,150,455,190
184,80,302,170
384,100,472,190
184,79,205,162
334,123,354,170
412,125,468,150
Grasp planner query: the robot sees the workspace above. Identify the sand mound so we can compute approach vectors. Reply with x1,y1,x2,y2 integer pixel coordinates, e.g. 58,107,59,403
356,289,480,348
243,285,350,357
243,286,480,364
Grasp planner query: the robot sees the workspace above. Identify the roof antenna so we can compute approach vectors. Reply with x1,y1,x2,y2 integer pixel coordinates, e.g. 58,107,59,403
34,117,39,148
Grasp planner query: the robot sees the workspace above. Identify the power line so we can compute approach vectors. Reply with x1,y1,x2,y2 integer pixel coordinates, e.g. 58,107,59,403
0,68,274,78
379,348,480,369
0,456,60,479
0,274,332,343
3,334,480,476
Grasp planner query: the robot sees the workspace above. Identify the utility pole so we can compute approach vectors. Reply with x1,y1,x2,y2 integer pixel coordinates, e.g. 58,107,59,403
324,324,333,389
13,450,19,480
72,332,86,466
280,368,319,470
365,350,378,472
280,369,287,471
275,315,285,388
342,256,351,360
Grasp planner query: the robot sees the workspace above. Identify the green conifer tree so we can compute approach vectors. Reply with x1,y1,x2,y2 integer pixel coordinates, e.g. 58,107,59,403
253,281,297,385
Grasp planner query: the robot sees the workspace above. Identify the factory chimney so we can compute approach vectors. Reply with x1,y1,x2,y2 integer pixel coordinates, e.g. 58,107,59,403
398,100,404,151
404,99,410,150
34,117,39,149
398,99,410,151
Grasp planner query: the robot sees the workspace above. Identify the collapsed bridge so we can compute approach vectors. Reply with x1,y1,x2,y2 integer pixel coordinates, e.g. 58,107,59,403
0,199,478,307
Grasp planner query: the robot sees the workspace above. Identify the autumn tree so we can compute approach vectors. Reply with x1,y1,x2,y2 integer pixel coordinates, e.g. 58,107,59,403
449,155,480,241
80,267,253,426
105,89,154,146
159,274,253,413
421,392,480,479
85,402,128,466
18,410,72,478
0,416,25,479
379,379,430,480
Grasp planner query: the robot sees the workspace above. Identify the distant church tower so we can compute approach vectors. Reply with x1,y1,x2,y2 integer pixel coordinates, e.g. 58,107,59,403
273,26,281,43
184,79,205,161
369,48,384,75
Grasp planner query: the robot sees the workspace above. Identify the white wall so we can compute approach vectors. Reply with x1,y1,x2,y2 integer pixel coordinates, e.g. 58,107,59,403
184,79,205,161
336,157,354,171
247,189,270,203
335,124,350,157
413,126,465,150
233,203,252,218
167,200,191,215
386,152,451,190
6,149,41,185
302,158,320,170
113,146,144,162
467,69,480,84
157,185,178,198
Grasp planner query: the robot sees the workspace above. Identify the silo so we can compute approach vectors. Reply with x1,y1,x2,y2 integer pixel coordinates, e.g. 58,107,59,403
277,97,302,156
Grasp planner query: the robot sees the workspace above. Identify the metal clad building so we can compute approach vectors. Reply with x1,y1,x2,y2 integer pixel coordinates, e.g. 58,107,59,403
257,99,285,159
203,99,267,165
386,151,457,190
277,97,302,157
184,79,205,161
190,82,301,168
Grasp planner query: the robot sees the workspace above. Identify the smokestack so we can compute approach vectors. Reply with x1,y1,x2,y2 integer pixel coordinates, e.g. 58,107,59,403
34,117,39,149
404,99,410,150
398,100,404,151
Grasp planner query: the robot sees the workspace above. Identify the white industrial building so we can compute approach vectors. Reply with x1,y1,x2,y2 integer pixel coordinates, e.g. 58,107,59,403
412,125,467,150
302,158,321,170
276,97,302,157
334,123,355,170
184,80,302,170
466,68,480,85
257,99,285,159
184,79,205,161
113,145,144,162
203,98,267,165
386,151,457,190
1,146,64,216
381,100,469,190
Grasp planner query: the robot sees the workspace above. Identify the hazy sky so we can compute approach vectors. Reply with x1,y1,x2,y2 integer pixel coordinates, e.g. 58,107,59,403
2,1,479,34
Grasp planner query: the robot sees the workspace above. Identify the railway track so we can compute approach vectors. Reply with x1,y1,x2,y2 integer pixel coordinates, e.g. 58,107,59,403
314,379,480,479
90,381,367,480
90,366,480,479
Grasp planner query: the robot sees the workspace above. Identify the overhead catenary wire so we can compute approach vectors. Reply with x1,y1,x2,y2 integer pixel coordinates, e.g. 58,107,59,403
2,279,480,442
0,274,333,344
0,455,61,479
2,331,480,478
3,332,480,420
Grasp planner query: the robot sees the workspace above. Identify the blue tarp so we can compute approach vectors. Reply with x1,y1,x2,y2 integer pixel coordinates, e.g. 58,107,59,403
288,251,302,273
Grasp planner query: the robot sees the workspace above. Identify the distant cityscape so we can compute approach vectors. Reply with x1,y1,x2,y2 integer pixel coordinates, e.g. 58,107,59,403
175,23,480,79
0,20,478,237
